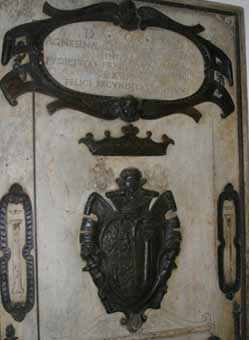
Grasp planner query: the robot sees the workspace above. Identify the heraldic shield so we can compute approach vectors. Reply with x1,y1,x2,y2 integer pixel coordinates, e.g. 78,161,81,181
80,168,181,332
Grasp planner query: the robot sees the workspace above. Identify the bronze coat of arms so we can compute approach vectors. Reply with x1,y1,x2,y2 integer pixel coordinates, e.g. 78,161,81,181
80,168,181,332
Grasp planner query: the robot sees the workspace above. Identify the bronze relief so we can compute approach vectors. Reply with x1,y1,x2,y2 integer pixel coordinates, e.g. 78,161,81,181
80,168,181,332
0,0,234,122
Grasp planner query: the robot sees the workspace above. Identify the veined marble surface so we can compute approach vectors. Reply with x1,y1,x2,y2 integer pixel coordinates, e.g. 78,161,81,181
0,1,247,340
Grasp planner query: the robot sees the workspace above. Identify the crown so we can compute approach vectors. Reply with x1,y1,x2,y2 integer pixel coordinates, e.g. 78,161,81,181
79,125,174,156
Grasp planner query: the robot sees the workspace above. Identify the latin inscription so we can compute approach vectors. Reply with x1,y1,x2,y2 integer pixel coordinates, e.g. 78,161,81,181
44,22,204,100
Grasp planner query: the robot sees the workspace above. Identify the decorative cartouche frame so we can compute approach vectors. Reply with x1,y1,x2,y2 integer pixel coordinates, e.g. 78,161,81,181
0,0,234,123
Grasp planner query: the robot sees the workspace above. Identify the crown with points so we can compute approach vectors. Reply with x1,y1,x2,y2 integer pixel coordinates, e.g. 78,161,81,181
79,125,174,156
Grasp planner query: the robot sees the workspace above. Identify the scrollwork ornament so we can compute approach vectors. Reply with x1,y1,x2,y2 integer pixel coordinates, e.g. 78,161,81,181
0,0,234,121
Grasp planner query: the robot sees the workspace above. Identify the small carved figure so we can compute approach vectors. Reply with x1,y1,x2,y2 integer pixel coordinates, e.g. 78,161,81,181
4,325,18,340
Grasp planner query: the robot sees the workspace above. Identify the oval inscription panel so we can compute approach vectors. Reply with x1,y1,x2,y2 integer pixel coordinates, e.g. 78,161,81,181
44,22,204,100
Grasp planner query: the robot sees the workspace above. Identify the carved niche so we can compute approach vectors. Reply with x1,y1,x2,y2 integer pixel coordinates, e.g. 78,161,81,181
80,168,181,332
217,183,241,300
0,184,35,322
